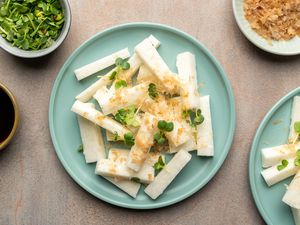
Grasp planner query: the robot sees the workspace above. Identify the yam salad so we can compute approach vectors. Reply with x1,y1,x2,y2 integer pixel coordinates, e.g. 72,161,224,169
261,96,300,225
71,35,214,199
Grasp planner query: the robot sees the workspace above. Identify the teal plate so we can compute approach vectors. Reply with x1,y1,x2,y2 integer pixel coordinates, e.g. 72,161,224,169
49,23,236,209
250,87,300,224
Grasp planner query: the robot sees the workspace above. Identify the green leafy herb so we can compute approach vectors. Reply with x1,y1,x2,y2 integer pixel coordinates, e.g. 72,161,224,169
183,108,205,127
115,57,130,70
0,0,64,50
109,71,117,80
153,156,165,173
115,79,127,89
114,106,139,127
77,144,83,152
294,121,300,133
294,149,300,166
124,132,135,146
130,177,141,183
277,159,288,171
113,132,119,141
157,120,174,132
148,83,158,99
154,131,166,145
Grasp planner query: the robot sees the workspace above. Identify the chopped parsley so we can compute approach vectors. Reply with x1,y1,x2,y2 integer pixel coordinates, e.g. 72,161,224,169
277,159,288,171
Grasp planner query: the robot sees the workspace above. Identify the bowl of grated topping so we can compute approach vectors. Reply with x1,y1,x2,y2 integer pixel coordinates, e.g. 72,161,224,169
233,0,300,55
0,0,71,58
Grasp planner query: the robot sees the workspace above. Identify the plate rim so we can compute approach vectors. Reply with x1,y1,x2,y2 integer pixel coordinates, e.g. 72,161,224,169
48,22,236,209
232,0,300,56
249,87,300,224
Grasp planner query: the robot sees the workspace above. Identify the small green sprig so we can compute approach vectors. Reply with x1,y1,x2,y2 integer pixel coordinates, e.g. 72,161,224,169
294,149,300,166
109,57,130,81
130,177,141,183
148,83,158,99
0,0,64,50
113,132,119,141
294,121,300,142
183,108,205,127
114,106,139,127
124,132,135,146
153,156,165,173
77,144,83,152
115,79,127,89
154,120,174,145
277,159,288,171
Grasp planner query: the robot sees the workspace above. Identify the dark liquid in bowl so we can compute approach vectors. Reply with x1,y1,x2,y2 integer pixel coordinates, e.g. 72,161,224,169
0,89,15,143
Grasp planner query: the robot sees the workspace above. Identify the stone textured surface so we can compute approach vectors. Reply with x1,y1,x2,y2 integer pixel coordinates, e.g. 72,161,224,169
1,0,300,224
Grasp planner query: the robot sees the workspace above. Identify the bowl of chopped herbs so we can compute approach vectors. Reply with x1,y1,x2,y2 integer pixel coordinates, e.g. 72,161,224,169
0,0,71,58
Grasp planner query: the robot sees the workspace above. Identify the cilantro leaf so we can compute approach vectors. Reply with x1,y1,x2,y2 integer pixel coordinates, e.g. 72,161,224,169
114,106,139,127
115,80,127,89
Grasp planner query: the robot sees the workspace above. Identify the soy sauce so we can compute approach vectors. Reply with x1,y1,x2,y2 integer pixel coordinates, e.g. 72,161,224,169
0,89,15,143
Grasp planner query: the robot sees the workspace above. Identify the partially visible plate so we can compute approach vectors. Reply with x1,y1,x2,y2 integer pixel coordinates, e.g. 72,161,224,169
232,0,300,55
49,22,236,209
249,87,300,225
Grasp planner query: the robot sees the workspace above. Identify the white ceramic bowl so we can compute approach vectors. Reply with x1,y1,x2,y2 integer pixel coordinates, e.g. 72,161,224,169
0,0,71,58
232,0,300,56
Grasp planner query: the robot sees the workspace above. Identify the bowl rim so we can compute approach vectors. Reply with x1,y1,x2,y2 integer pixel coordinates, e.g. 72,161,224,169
0,0,72,58
232,0,300,56
0,81,19,150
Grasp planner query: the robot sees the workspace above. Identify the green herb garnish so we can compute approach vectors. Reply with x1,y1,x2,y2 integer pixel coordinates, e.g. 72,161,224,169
114,106,139,127
154,120,174,145
153,156,165,173
113,132,119,141
130,177,141,183
0,0,64,50
124,132,135,146
183,108,205,127
115,79,127,89
154,131,166,145
277,159,288,171
148,83,158,99
294,121,300,133
77,144,83,152
294,149,300,166
109,58,130,81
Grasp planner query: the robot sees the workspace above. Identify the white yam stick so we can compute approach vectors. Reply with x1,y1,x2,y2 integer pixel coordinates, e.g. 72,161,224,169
289,96,300,143
77,103,105,163
75,35,160,102
104,177,141,198
127,113,158,172
283,170,300,209
74,48,130,81
135,38,180,94
176,52,201,109
94,83,148,115
164,121,190,147
71,100,130,140
292,208,300,225
197,95,214,156
144,150,192,199
95,149,159,184
261,158,298,186
261,143,299,168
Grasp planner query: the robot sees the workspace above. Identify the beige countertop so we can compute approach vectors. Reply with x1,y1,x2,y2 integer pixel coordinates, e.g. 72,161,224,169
1,0,300,224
